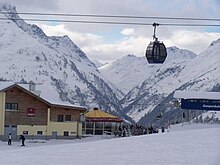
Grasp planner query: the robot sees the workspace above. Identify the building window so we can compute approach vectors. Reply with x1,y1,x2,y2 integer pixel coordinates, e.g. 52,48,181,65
5,103,18,110
23,131,28,135
57,115,64,122
65,115,71,122
37,131,43,135
64,131,69,136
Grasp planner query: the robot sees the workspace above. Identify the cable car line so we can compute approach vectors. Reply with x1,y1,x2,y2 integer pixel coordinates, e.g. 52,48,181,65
0,17,220,27
0,11,220,22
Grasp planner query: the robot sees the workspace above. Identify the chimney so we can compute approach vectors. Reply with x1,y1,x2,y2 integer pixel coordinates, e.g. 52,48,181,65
29,81,36,91
59,92,68,101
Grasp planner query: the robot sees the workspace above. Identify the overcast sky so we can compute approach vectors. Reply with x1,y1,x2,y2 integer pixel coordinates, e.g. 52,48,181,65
2,0,220,63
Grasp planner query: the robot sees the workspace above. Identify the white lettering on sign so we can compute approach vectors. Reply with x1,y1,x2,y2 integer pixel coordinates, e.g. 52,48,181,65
203,104,220,109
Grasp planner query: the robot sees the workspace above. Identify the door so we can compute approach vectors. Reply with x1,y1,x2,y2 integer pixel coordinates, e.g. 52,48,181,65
51,131,57,139
4,125,17,141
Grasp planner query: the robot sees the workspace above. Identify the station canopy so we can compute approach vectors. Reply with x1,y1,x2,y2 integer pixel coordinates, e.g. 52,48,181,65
174,91,220,100
85,108,123,122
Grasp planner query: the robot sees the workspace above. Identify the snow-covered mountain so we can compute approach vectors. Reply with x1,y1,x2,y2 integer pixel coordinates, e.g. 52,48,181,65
123,38,220,123
192,111,220,124
90,59,105,68
100,40,219,124
0,3,132,121
99,47,197,94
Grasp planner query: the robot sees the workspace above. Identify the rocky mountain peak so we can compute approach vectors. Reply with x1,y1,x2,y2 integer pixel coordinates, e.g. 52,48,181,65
0,3,20,21
166,46,197,61
0,3,16,12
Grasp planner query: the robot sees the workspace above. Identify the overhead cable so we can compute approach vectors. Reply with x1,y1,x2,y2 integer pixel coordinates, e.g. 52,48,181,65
0,17,220,27
0,11,220,21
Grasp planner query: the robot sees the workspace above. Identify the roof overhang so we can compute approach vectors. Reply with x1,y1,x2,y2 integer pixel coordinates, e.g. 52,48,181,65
86,117,123,122
174,91,220,100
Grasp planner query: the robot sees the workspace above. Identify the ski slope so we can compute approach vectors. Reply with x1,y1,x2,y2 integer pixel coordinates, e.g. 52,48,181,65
0,124,219,165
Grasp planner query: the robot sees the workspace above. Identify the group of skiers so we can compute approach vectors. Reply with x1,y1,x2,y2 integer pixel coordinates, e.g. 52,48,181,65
7,133,25,146
114,124,166,137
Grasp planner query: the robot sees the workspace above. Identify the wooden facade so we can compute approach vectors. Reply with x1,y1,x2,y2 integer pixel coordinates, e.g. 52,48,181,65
5,86,48,125
0,84,86,141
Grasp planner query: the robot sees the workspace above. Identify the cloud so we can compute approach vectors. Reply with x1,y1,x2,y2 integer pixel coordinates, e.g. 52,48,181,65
37,23,220,63
4,0,60,11
83,30,219,62
37,23,103,46
121,28,134,36
5,0,220,63
165,30,220,54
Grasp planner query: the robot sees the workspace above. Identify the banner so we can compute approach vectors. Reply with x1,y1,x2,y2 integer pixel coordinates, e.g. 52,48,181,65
27,108,35,117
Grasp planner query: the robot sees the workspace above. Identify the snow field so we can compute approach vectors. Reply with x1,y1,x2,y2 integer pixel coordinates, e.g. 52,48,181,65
0,124,219,165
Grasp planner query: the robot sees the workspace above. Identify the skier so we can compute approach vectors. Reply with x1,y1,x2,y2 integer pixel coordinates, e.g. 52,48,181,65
113,128,118,137
8,133,12,145
19,135,25,146
161,127,165,133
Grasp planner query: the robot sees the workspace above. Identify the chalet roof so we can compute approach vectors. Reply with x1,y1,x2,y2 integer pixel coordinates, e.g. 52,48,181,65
85,108,123,122
0,81,86,111
174,90,220,100
0,82,14,90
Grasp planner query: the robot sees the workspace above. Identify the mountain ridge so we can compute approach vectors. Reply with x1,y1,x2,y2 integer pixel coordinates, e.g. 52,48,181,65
0,3,131,122
99,47,197,94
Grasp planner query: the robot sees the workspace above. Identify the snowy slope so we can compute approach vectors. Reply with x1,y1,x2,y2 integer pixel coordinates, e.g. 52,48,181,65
100,47,196,121
91,59,105,68
135,38,220,123
0,124,219,165
99,47,197,94
0,3,130,120
117,39,220,122
192,111,220,124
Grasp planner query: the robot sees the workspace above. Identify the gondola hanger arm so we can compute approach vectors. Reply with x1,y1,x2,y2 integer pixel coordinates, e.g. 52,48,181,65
153,22,159,41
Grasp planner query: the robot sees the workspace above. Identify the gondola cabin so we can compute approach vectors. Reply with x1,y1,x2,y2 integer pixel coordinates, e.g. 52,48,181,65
145,22,167,64
146,41,167,64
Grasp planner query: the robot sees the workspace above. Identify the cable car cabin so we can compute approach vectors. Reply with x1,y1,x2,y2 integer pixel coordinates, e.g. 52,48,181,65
146,41,167,64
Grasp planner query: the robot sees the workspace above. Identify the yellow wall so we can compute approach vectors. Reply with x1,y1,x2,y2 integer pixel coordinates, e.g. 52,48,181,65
17,122,82,137
0,92,5,137
17,125,47,136
48,121,82,136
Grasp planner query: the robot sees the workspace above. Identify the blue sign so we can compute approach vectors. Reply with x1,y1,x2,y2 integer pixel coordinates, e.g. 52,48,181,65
181,99,220,111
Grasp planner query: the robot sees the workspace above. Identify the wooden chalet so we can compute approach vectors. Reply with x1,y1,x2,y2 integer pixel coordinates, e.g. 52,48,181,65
0,82,87,140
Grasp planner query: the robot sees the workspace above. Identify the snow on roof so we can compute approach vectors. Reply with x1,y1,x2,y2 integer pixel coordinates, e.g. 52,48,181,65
0,81,14,91
0,81,85,109
174,90,220,100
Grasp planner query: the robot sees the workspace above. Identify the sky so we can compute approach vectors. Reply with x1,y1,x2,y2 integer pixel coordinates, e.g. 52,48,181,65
0,123,220,165
2,0,220,63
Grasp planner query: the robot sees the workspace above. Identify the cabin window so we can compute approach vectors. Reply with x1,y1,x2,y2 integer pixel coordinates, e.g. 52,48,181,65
65,115,71,122
5,103,18,111
57,115,64,122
